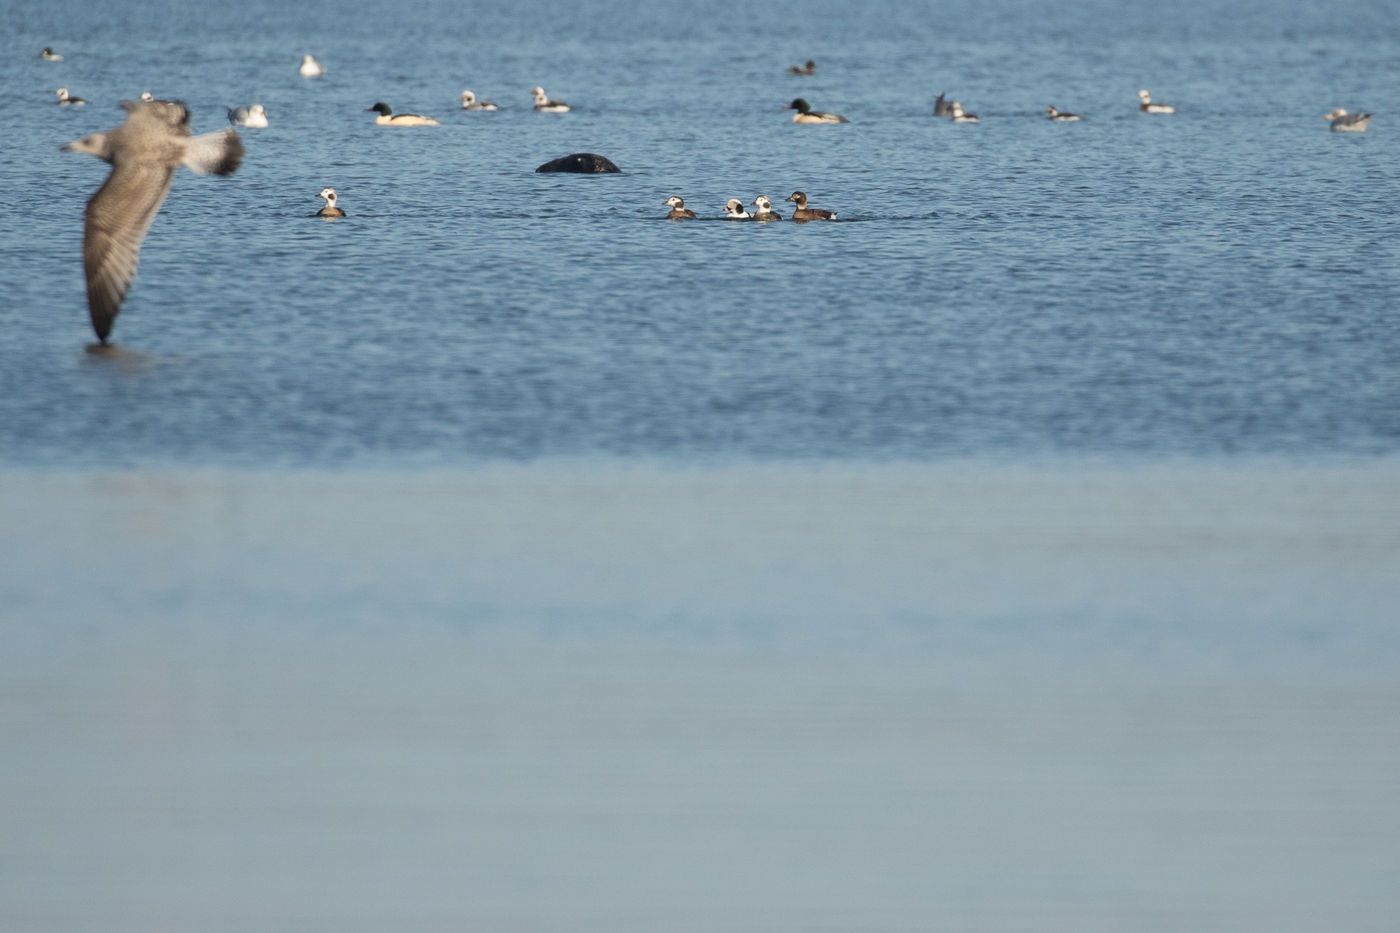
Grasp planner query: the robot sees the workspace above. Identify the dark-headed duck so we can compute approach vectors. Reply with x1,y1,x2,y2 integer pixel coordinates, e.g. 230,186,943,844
366,102,440,126
785,191,837,221
786,98,848,124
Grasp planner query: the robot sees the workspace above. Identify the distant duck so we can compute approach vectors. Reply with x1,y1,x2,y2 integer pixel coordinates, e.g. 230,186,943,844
299,54,325,77
949,101,979,123
785,190,837,221
315,187,346,217
531,86,570,112
750,195,784,221
365,102,440,126
721,198,752,219
227,103,268,127
55,87,86,106
934,92,953,117
665,196,696,219
786,97,848,124
40,47,63,62
460,90,498,110
139,91,155,102
1324,108,1371,132
1046,105,1082,121
788,60,816,75
1138,89,1175,113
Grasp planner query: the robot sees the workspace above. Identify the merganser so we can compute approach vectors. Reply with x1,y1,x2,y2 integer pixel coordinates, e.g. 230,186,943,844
786,97,848,123
365,102,440,126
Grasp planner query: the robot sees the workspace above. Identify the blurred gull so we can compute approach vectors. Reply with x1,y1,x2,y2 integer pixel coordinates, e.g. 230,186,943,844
61,98,243,343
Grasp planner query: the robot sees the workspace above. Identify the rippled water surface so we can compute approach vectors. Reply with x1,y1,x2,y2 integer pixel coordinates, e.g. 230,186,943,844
3,0,1399,930
3,0,1398,464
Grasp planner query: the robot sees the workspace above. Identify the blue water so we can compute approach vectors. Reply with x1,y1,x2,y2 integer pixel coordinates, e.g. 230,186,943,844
2,0,1397,466
4,1,1400,930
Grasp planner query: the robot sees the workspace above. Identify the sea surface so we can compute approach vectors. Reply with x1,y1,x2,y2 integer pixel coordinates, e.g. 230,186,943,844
2,0,1399,929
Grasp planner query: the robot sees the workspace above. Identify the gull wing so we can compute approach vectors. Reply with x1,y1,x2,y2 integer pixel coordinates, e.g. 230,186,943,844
83,161,176,341
183,128,243,175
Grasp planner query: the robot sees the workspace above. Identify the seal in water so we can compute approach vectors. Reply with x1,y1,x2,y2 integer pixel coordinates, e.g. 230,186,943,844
535,153,620,173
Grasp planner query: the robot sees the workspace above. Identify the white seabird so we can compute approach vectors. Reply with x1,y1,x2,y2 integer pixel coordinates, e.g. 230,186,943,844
228,103,269,127
61,98,243,343
299,54,325,77
1324,108,1371,132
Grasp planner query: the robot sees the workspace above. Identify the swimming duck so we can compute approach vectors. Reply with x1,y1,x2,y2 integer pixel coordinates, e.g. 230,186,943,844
1138,89,1175,113
788,60,816,75
365,102,440,126
721,198,752,219
786,97,848,123
139,92,155,102
664,196,696,219
40,47,63,62
316,187,346,217
785,190,837,221
1324,108,1371,132
1046,105,1082,121
227,103,268,127
61,98,244,343
934,92,953,117
460,90,499,110
55,88,87,106
299,54,325,77
531,86,570,112
949,101,979,123
750,195,784,221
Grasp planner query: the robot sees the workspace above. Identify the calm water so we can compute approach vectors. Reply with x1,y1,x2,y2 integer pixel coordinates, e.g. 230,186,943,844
3,0,1399,929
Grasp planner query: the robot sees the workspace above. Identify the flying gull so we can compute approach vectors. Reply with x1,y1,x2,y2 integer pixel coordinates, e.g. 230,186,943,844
61,98,243,343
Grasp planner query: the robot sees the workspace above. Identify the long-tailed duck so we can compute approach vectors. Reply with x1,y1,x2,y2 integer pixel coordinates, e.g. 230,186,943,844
460,90,499,110
786,97,848,124
40,47,63,62
1138,89,1175,113
531,87,570,112
721,198,752,219
785,190,837,221
1324,108,1371,132
365,102,440,126
788,60,816,75
56,87,87,106
949,101,979,123
61,98,243,343
227,103,268,127
299,54,325,77
751,195,784,221
1046,105,1082,121
665,196,696,219
316,187,346,217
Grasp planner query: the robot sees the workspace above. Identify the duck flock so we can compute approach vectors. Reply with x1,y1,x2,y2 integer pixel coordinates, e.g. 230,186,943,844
42,45,1375,344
